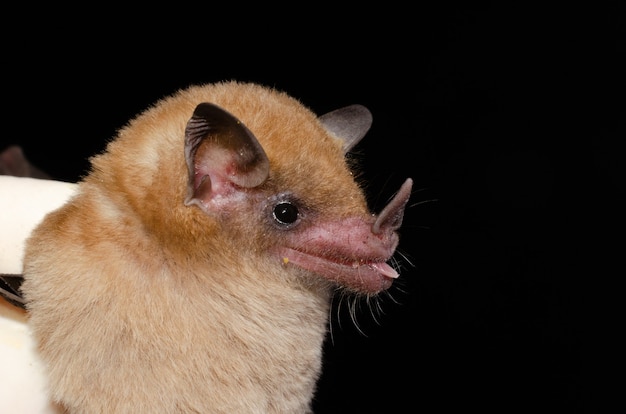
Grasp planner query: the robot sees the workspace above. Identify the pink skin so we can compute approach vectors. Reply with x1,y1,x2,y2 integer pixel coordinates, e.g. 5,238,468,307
277,178,413,293
184,104,412,293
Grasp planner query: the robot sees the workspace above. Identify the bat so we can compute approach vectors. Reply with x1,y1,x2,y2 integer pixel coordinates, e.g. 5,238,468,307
0,145,51,179
9,81,412,413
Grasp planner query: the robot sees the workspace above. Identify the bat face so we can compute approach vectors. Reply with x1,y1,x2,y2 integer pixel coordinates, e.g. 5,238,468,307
20,81,412,412
181,100,413,294
77,81,411,295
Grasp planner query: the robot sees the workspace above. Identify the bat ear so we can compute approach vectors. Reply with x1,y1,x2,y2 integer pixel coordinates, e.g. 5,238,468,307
184,103,270,210
319,104,373,153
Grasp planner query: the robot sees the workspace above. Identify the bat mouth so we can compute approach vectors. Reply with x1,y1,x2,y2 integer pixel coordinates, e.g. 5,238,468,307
277,247,398,293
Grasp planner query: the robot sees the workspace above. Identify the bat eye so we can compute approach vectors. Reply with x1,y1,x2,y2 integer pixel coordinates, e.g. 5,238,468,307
273,202,299,225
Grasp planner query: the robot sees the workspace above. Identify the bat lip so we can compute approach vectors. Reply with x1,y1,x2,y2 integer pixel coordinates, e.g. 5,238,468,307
276,247,398,293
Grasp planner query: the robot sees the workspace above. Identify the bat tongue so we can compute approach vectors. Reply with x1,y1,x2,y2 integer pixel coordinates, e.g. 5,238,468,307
277,247,399,293
369,262,399,279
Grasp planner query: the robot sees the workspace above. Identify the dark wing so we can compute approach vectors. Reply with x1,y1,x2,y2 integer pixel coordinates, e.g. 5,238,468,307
0,274,25,308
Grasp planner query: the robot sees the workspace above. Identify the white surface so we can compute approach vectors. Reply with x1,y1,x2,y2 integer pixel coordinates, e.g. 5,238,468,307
0,299,60,413
0,176,77,274
1,176,77,413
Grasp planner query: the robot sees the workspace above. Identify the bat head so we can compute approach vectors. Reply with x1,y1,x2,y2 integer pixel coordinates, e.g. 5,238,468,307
89,81,412,295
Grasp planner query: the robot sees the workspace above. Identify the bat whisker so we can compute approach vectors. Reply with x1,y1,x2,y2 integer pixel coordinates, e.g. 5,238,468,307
409,198,438,208
348,297,368,337
395,250,415,268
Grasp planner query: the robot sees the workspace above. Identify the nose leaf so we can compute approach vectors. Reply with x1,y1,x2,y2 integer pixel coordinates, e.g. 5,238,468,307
372,178,413,235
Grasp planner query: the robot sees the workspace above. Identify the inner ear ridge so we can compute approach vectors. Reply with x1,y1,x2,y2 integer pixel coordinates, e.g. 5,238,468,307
184,102,270,198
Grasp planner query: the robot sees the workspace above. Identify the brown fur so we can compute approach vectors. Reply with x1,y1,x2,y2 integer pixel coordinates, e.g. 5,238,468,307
21,81,405,413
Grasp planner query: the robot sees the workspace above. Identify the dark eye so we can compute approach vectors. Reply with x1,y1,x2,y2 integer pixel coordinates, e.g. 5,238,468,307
273,202,299,225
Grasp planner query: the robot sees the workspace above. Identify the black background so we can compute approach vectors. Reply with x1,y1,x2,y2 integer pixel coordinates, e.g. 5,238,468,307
3,3,623,413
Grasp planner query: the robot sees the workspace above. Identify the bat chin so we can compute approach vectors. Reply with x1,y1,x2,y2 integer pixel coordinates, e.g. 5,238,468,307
276,247,398,293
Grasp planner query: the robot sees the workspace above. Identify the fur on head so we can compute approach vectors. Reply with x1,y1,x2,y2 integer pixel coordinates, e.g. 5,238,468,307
21,81,411,413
